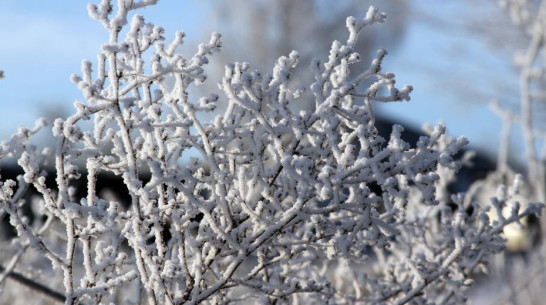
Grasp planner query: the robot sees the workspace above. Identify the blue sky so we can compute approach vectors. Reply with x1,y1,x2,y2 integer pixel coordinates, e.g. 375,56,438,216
0,1,211,132
0,1,521,162
378,1,518,159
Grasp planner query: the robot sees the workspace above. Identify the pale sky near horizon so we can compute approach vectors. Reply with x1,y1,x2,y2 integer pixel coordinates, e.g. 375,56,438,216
0,1,523,163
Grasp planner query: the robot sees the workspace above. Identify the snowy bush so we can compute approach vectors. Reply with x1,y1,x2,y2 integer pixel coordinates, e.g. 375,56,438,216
0,1,542,304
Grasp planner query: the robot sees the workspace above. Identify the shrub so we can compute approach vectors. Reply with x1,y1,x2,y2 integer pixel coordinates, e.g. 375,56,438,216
0,1,542,304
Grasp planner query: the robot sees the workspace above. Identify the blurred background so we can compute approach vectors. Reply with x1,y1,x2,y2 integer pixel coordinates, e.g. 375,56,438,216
0,0,529,164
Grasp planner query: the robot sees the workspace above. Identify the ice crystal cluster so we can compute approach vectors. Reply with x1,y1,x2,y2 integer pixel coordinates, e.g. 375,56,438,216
0,1,542,304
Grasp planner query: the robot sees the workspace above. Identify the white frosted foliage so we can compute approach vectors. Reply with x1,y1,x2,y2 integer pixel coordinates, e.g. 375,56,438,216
0,1,543,305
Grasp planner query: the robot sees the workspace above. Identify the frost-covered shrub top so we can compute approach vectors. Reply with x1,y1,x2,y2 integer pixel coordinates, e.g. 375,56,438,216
0,1,542,305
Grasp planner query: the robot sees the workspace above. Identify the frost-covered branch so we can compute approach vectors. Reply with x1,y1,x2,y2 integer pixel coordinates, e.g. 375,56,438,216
0,1,542,305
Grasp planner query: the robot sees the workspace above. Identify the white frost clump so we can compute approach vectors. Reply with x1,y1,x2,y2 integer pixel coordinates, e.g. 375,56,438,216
0,1,542,305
